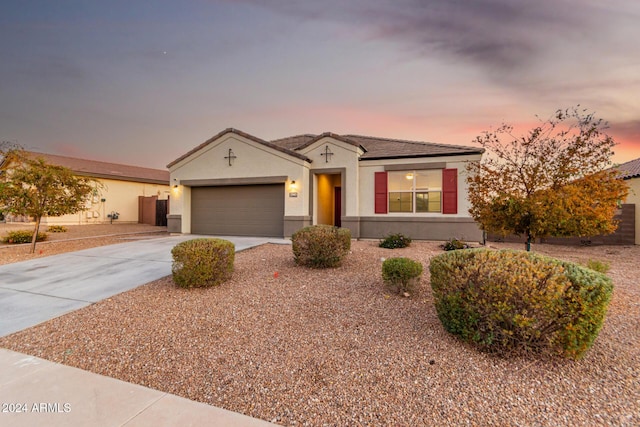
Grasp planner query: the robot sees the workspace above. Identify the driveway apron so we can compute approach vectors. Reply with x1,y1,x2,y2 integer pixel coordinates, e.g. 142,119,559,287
0,235,289,337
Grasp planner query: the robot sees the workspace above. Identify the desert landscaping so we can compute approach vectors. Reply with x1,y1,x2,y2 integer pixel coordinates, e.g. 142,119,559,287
0,225,638,426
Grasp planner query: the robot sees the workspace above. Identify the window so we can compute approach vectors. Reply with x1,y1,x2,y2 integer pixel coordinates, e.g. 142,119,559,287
388,170,442,213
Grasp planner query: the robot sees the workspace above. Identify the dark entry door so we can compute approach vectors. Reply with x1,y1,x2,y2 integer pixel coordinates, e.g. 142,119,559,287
334,187,341,227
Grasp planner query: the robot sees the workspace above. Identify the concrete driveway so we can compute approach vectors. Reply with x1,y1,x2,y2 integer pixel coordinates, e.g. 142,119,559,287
0,235,290,337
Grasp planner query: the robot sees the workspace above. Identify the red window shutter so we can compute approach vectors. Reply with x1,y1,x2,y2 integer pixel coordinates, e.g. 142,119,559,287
442,168,457,214
374,171,388,214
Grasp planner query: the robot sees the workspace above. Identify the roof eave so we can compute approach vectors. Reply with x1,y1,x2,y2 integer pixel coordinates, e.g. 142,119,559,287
73,171,169,185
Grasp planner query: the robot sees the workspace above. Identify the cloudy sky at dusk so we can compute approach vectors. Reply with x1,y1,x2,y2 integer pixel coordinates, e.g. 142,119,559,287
1,0,639,169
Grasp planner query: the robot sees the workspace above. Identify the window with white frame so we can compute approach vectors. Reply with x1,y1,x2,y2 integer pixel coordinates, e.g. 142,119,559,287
388,170,442,213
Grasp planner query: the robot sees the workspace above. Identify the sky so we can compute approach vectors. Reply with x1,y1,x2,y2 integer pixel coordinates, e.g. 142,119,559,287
1,0,639,170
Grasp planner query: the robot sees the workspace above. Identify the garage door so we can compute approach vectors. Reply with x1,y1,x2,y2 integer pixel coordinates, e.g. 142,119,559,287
191,184,284,237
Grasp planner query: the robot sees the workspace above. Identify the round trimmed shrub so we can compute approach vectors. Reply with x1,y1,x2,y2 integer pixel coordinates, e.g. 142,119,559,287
429,249,613,359
171,238,235,288
382,257,423,294
291,225,351,268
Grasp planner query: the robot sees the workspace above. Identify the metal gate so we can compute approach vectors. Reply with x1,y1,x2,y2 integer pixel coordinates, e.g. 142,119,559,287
156,199,168,226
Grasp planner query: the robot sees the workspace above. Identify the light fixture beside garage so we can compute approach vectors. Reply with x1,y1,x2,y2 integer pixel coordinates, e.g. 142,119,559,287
289,180,298,197
173,178,179,188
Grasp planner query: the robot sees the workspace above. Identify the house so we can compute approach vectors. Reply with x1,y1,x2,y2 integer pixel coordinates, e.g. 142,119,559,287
167,128,485,241
615,157,640,244
2,151,170,226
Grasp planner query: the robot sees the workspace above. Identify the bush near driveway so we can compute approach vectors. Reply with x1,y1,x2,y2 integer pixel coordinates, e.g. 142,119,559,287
429,248,613,359
171,238,235,288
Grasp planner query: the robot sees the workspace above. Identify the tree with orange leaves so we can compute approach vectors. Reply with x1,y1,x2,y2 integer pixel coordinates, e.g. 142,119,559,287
466,107,629,251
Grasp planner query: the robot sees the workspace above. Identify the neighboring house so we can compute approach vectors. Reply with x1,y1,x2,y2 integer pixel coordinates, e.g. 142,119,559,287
615,157,640,244
3,151,170,226
167,128,485,241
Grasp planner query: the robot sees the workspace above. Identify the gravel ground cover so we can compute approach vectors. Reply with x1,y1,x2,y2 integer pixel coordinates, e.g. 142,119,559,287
0,235,638,426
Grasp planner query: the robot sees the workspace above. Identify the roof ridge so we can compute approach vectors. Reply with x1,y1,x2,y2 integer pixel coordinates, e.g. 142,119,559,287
270,133,317,143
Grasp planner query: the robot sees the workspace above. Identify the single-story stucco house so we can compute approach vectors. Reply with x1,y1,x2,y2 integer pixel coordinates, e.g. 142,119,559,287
2,151,170,226
615,157,640,244
167,128,485,241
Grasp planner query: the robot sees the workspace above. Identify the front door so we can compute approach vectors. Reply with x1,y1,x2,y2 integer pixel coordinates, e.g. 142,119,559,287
334,187,342,227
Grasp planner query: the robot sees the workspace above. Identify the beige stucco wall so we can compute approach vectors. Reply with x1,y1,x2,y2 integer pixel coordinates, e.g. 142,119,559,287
626,177,640,244
357,154,482,217
42,178,170,225
168,133,311,233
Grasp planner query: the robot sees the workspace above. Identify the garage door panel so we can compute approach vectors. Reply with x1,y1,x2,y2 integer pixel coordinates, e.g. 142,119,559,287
191,185,284,237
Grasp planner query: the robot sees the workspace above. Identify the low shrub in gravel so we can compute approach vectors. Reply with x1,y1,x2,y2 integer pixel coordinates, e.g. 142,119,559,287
171,238,235,288
379,233,412,249
291,225,351,268
2,229,47,244
429,248,613,359
47,225,68,233
382,257,423,294
440,238,469,251
585,259,611,274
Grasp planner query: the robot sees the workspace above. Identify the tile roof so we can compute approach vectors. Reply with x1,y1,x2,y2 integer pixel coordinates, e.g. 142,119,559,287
271,133,483,159
614,157,640,179
23,151,169,184
343,134,483,159
168,128,484,168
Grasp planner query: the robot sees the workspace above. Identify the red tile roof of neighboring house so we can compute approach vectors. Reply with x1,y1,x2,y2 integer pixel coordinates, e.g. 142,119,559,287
23,151,169,185
615,157,640,180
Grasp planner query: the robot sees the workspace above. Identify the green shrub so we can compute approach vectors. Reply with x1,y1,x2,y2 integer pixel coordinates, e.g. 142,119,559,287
429,249,613,359
585,259,610,274
171,238,235,288
441,238,469,251
2,229,48,244
379,233,412,249
291,225,351,268
382,257,423,294
47,225,68,233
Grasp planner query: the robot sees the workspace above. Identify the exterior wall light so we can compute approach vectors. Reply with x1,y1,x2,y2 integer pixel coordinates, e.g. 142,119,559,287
289,180,298,198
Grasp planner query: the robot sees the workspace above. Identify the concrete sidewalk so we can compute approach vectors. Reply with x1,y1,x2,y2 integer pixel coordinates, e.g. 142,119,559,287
0,348,275,426
0,234,288,426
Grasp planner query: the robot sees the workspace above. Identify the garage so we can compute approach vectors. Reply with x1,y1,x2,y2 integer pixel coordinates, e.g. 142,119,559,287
191,184,284,237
